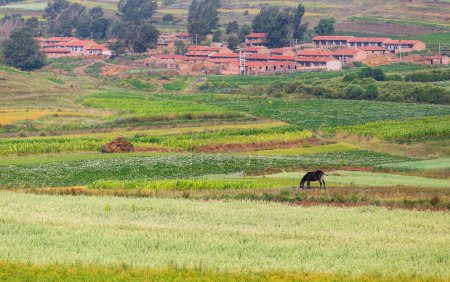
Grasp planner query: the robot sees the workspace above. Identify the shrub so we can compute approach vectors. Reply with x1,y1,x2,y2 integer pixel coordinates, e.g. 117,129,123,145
410,85,450,104
364,83,379,100
342,73,358,82
404,69,450,82
385,74,404,81
345,84,365,99
358,67,385,81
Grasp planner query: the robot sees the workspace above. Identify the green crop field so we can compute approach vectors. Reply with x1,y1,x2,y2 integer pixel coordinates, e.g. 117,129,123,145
0,151,409,188
327,116,450,142
0,192,448,280
376,158,450,172
152,94,450,129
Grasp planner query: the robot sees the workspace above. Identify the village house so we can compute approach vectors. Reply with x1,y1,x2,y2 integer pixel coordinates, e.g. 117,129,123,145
358,46,389,55
384,40,426,53
35,36,111,58
347,37,389,48
184,51,217,60
158,32,177,47
242,46,269,54
245,33,268,47
296,57,342,71
269,55,297,62
208,53,239,59
243,53,271,61
298,50,334,57
175,32,190,40
243,61,299,75
424,55,450,65
42,48,71,57
269,48,297,56
312,36,354,48
332,49,367,64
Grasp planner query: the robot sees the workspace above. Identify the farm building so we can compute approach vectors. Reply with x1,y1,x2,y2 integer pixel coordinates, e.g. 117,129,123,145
244,53,271,61
298,50,334,57
332,49,367,64
269,55,297,62
243,61,298,75
312,36,354,48
208,53,239,59
358,46,389,55
245,33,268,47
384,40,426,53
86,45,112,56
424,55,449,65
347,37,390,47
243,46,270,54
42,48,71,57
176,32,190,40
269,48,297,56
296,57,342,71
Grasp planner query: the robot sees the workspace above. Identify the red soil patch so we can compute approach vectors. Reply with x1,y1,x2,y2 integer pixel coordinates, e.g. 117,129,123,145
135,146,182,153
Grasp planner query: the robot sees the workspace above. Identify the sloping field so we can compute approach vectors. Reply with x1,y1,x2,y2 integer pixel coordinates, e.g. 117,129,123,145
0,192,448,279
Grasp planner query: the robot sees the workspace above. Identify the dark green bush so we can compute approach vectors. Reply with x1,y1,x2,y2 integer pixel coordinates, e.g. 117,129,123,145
404,69,450,82
358,67,385,81
345,84,365,99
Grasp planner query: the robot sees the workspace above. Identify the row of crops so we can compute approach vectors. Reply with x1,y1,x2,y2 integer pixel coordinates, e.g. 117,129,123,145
0,125,311,155
327,116,450,141
0,152,409,188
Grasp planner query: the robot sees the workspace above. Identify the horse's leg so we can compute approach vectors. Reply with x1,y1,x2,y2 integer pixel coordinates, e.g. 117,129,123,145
323,180,326,189
319,180,322,189
307,180,310,189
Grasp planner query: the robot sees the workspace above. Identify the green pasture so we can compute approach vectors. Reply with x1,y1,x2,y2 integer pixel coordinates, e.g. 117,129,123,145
0,192,448,278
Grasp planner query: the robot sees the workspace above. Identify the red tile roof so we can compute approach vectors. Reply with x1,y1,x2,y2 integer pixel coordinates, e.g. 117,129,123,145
185,51,215,56
312,36,354,41
154,55,189,60
245,61,296,67
208,53,239,58
270,55,297,61
298,50,334,56
44,37,77,42
176,32,190,37
207,58,238,64
384,39,420,45
244,53,270,60
358,46,387,51
333,49,361,56
348,37,390,43
243,46,267,52
86,44,108,51
42,48,71,53
187,46,221,52
245,33,268,38
296,56,335,62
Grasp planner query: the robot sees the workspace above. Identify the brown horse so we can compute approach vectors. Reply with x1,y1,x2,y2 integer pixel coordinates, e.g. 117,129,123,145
299,170,327,189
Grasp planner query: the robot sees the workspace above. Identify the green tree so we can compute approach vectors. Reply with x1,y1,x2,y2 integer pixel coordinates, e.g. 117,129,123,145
107,40,126,58
226,21,239,34
115,22,159,52
162,14,174,23
227,35,238,50
238,23,252,42
358,67,385,81
44,0,85,36
292,4,308,42
174,40,186,55
252,7,291,48
314,18,336,35
118,0,158,24
2,27,45,70
188,0,221,39
212,29,222,42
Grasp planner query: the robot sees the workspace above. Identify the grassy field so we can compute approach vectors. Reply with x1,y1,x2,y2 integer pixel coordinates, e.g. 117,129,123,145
376,158,450,173
0,192,449,279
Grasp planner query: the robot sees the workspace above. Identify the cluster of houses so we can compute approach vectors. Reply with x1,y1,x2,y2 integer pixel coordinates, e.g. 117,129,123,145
34,37,113,58
34,32,448,75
